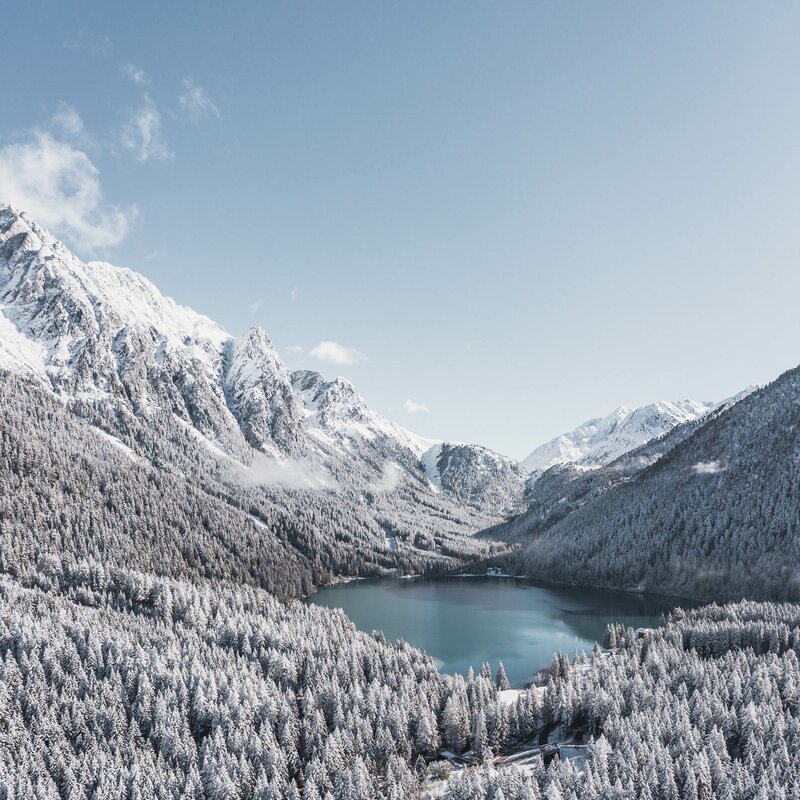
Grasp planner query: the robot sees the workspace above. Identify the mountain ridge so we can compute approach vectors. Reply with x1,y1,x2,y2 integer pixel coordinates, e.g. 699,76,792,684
492,366,800,601
521,393,755,479
0,205,525,516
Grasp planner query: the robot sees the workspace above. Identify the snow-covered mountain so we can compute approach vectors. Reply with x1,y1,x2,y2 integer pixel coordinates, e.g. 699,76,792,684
522,399,721,477
0,206,523,514
289,368,525,512
5,205,762,523
291,369,435,459
420,442,526,514
498,368,800,601
0,205,246,444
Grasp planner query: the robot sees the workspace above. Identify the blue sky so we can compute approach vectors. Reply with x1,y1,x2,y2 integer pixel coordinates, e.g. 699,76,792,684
2,2,800,458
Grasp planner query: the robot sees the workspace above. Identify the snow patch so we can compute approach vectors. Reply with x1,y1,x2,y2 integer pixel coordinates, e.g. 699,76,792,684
88,426,146,465
498,688,523,706
420,444,443,490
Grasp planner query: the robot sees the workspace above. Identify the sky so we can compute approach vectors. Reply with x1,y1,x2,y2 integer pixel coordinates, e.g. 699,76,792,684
2,2,800,459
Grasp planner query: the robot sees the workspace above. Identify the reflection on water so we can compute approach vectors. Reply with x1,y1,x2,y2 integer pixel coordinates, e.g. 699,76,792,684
304,575,695,687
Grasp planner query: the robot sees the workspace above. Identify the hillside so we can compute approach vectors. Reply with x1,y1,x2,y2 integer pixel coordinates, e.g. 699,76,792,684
494,367,800,601
521,400,718,476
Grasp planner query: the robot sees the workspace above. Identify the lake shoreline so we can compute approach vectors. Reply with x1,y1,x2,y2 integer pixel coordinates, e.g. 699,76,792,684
305,573,694,688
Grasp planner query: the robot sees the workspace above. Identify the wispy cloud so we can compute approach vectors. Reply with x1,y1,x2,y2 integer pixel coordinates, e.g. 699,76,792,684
51,104,86,139
179,78,220,122
121,95,172,162
693,460,724,475
63,33,112,56
370,462,403,493
0,129,133,252
286,345,305,355
309,340,367,365
122,63,149,86
403,399,430,414
289,286,299,302
226,453,334,491
249,299,262,316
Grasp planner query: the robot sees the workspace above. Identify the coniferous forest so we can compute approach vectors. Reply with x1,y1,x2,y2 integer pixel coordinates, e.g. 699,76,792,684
489,366,800,602
5,353,800,798
6,548,800,799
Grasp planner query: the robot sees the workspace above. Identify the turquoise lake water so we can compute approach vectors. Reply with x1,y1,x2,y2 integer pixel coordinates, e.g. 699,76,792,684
306,575,691,687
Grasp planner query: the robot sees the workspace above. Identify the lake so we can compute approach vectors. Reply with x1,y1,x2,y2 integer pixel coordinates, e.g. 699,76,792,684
305,575,692,687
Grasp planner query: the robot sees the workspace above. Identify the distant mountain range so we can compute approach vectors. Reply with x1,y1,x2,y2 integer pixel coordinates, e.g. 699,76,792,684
0,206,532,594
523,400,721,476
5,204,740,527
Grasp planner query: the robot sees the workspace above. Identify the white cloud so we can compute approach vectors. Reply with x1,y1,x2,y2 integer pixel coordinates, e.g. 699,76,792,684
226,452,334,491
403,398,430,414
122,63,149,86
121,96,171,161
179,79,220,122
309,340,367,365
289,286,299,302
249,299,262,316
370,462,403,493
286,345,305,355
0,130,133,252
51,105,85,139
693,460,724,475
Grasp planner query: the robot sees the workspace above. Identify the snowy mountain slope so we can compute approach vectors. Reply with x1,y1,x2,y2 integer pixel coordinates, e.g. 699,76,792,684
291,367,526,512
0,367,508,605
289,369,527,512
522,399,720,476
226,327,302,454
495,366,800,601
0,205,251,452
0,206,521,516
421,442,527,515
291,369,435,458
502,395,747,543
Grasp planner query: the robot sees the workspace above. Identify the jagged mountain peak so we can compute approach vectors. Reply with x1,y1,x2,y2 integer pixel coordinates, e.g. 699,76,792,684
291,369,360,398
0,207,242,450
290,368,436,457
225,326,300,453
293,370,370,421
233,326,289,382
1,204,62,258
522,398,720,476
0,206,229,363
288,366,527,512
422,441,528,515
239,324,277,351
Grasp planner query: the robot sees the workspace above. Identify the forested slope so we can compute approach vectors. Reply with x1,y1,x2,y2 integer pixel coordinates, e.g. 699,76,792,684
494,366,800,601
0,371,502,598
443,600,800,799
0,558,537,799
